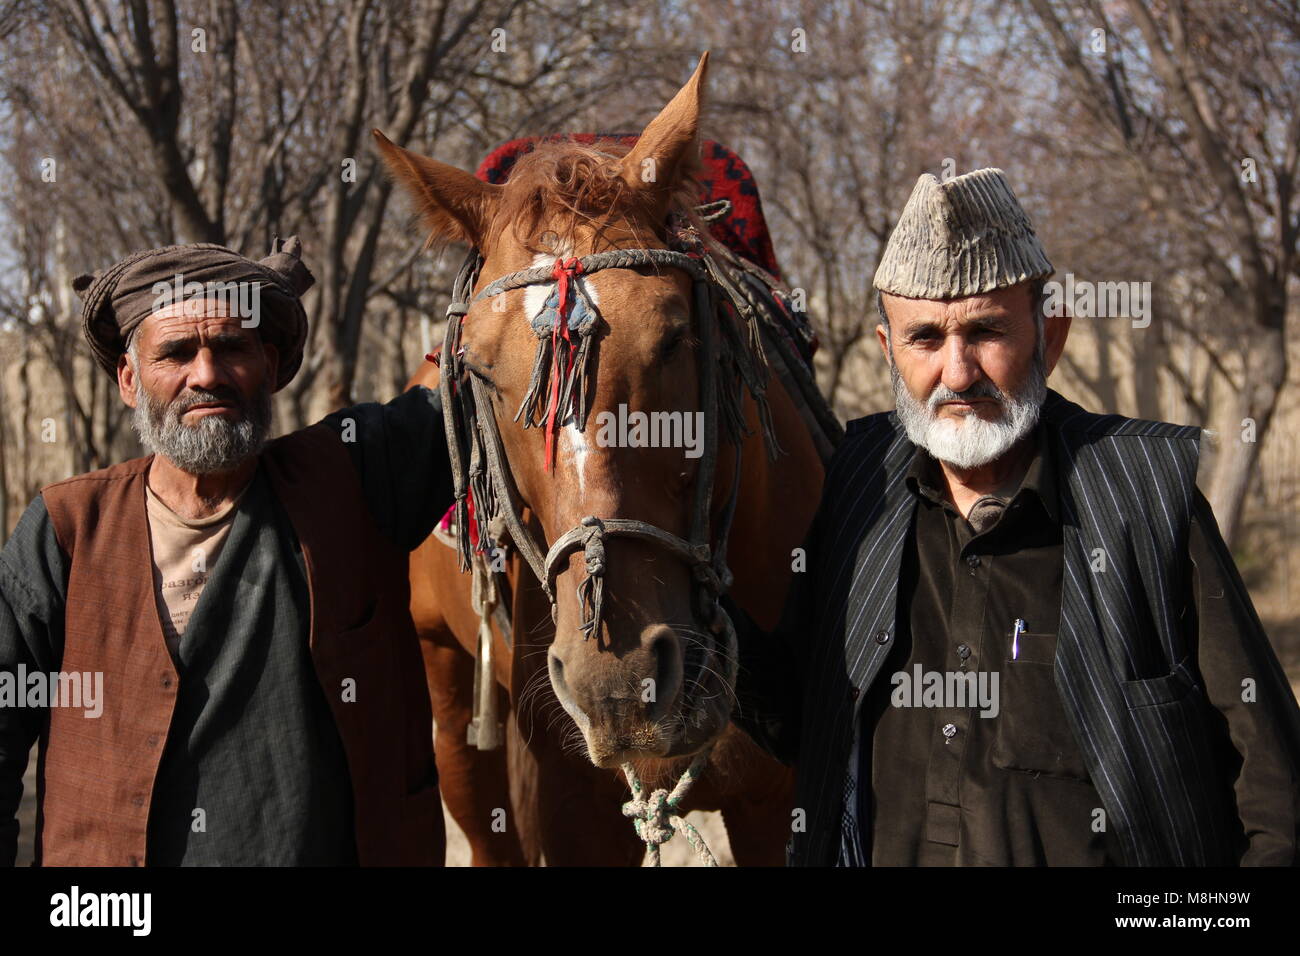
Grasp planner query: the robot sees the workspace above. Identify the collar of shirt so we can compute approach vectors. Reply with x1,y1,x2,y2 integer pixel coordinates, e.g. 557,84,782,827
903,420,1060,526
144,464,259,531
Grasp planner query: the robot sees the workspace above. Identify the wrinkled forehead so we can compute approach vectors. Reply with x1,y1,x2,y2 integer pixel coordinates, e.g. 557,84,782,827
884,284,1036,328
135,298,258,347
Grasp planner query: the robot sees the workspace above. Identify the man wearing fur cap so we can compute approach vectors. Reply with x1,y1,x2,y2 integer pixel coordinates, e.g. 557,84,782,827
727,168,1300,867
0,237,451,866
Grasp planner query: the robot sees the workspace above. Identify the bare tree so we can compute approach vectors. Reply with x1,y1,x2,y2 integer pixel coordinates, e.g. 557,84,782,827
1023,0,1300,544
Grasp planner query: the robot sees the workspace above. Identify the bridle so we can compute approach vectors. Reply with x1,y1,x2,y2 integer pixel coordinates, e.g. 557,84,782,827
436,214,782,700
433,205,835,865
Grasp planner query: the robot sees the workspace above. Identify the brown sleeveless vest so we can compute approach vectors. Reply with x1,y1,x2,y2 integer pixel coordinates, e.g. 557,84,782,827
37,423,444,866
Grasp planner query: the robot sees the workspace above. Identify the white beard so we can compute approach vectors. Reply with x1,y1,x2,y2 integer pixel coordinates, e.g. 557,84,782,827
891,354,1046,470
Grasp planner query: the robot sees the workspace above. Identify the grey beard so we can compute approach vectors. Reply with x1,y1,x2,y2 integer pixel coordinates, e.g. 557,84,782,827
132,378,271,475
891,348,1047,470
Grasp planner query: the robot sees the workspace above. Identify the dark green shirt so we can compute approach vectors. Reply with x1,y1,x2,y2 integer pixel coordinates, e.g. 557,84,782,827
144,464,358,865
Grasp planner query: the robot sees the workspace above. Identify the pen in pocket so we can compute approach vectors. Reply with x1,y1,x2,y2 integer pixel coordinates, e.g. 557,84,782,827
1011,618,1026,660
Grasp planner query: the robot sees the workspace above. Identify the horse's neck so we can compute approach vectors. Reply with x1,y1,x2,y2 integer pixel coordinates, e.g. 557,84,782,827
722,367,826,630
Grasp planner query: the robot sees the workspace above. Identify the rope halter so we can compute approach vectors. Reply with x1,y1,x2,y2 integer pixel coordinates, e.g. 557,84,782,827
621,749,717,867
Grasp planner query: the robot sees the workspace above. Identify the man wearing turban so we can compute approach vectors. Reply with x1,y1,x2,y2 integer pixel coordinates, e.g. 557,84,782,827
0,238,451,866
725,169,1300,866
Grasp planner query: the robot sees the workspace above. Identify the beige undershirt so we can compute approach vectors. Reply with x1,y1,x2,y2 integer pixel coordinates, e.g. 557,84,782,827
145,479,252,657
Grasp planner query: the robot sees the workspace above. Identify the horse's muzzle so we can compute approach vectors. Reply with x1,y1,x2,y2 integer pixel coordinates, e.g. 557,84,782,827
547,623,732,767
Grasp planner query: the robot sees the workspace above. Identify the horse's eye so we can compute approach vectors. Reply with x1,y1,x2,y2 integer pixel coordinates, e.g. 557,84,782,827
662,329,685,358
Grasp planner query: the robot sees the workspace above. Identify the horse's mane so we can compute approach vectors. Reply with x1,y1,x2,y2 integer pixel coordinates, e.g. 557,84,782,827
486,138,702,253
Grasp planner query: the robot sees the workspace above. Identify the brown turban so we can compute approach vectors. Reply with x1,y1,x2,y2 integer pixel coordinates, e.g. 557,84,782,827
73,236,315,391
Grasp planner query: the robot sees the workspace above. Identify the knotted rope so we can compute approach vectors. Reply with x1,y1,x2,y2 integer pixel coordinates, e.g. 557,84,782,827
621,748,717,867
575,516,606,640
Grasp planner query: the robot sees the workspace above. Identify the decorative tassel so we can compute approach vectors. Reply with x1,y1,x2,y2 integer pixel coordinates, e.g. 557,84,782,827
754,391,782,460
453,497,471,572
469,456,493,558
557,323,597,430
516,333,553,428
716,371,747,447
569,330,597,430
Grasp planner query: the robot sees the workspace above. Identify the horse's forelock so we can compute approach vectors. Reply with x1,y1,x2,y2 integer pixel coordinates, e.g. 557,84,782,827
486,140,700,253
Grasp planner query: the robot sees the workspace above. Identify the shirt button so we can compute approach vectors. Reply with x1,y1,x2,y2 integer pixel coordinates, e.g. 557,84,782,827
132,794,145,808
965,554,980,569
849,686,860,701
942,722,958,739
161,674,173,689
957,643,971,661
147,735,159,747
874,629,891,645
127,855,141,867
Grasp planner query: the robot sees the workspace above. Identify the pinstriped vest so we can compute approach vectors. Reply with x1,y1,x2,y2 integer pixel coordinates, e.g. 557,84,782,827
790,389,1240,867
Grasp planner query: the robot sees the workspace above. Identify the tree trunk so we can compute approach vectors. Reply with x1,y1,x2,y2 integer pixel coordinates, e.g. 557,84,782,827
1208,327,1287,546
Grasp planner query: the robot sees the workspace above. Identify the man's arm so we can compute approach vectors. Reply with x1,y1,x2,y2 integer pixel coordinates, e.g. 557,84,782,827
0,496,69,866
320,384,455,552
1189,489,1300,865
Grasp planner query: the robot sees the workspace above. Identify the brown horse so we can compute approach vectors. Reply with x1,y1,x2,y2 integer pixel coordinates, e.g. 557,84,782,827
379,53,832,865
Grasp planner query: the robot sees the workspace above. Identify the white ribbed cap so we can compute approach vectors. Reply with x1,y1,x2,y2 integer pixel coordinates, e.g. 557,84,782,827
873,168,1053,299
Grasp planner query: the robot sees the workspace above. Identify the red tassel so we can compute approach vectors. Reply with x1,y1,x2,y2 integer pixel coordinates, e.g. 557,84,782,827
543,258,582,472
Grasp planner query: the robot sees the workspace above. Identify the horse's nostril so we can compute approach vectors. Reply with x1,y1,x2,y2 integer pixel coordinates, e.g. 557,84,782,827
646,630,683,721
549,651,570,702
548,649,593,732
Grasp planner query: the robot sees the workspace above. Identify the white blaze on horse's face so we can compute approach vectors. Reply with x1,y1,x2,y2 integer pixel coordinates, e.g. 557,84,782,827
526,249,601,495
562,422,591,496
523,244,605,316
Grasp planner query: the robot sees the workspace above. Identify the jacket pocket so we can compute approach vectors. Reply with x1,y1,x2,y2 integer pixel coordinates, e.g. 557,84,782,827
1115,658,1240,863
1118,662,1195,708
990,633,1091,781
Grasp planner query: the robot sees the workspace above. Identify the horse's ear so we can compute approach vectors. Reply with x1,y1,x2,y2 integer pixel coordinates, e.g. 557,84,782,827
619,51,709,220
372,130,501,247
